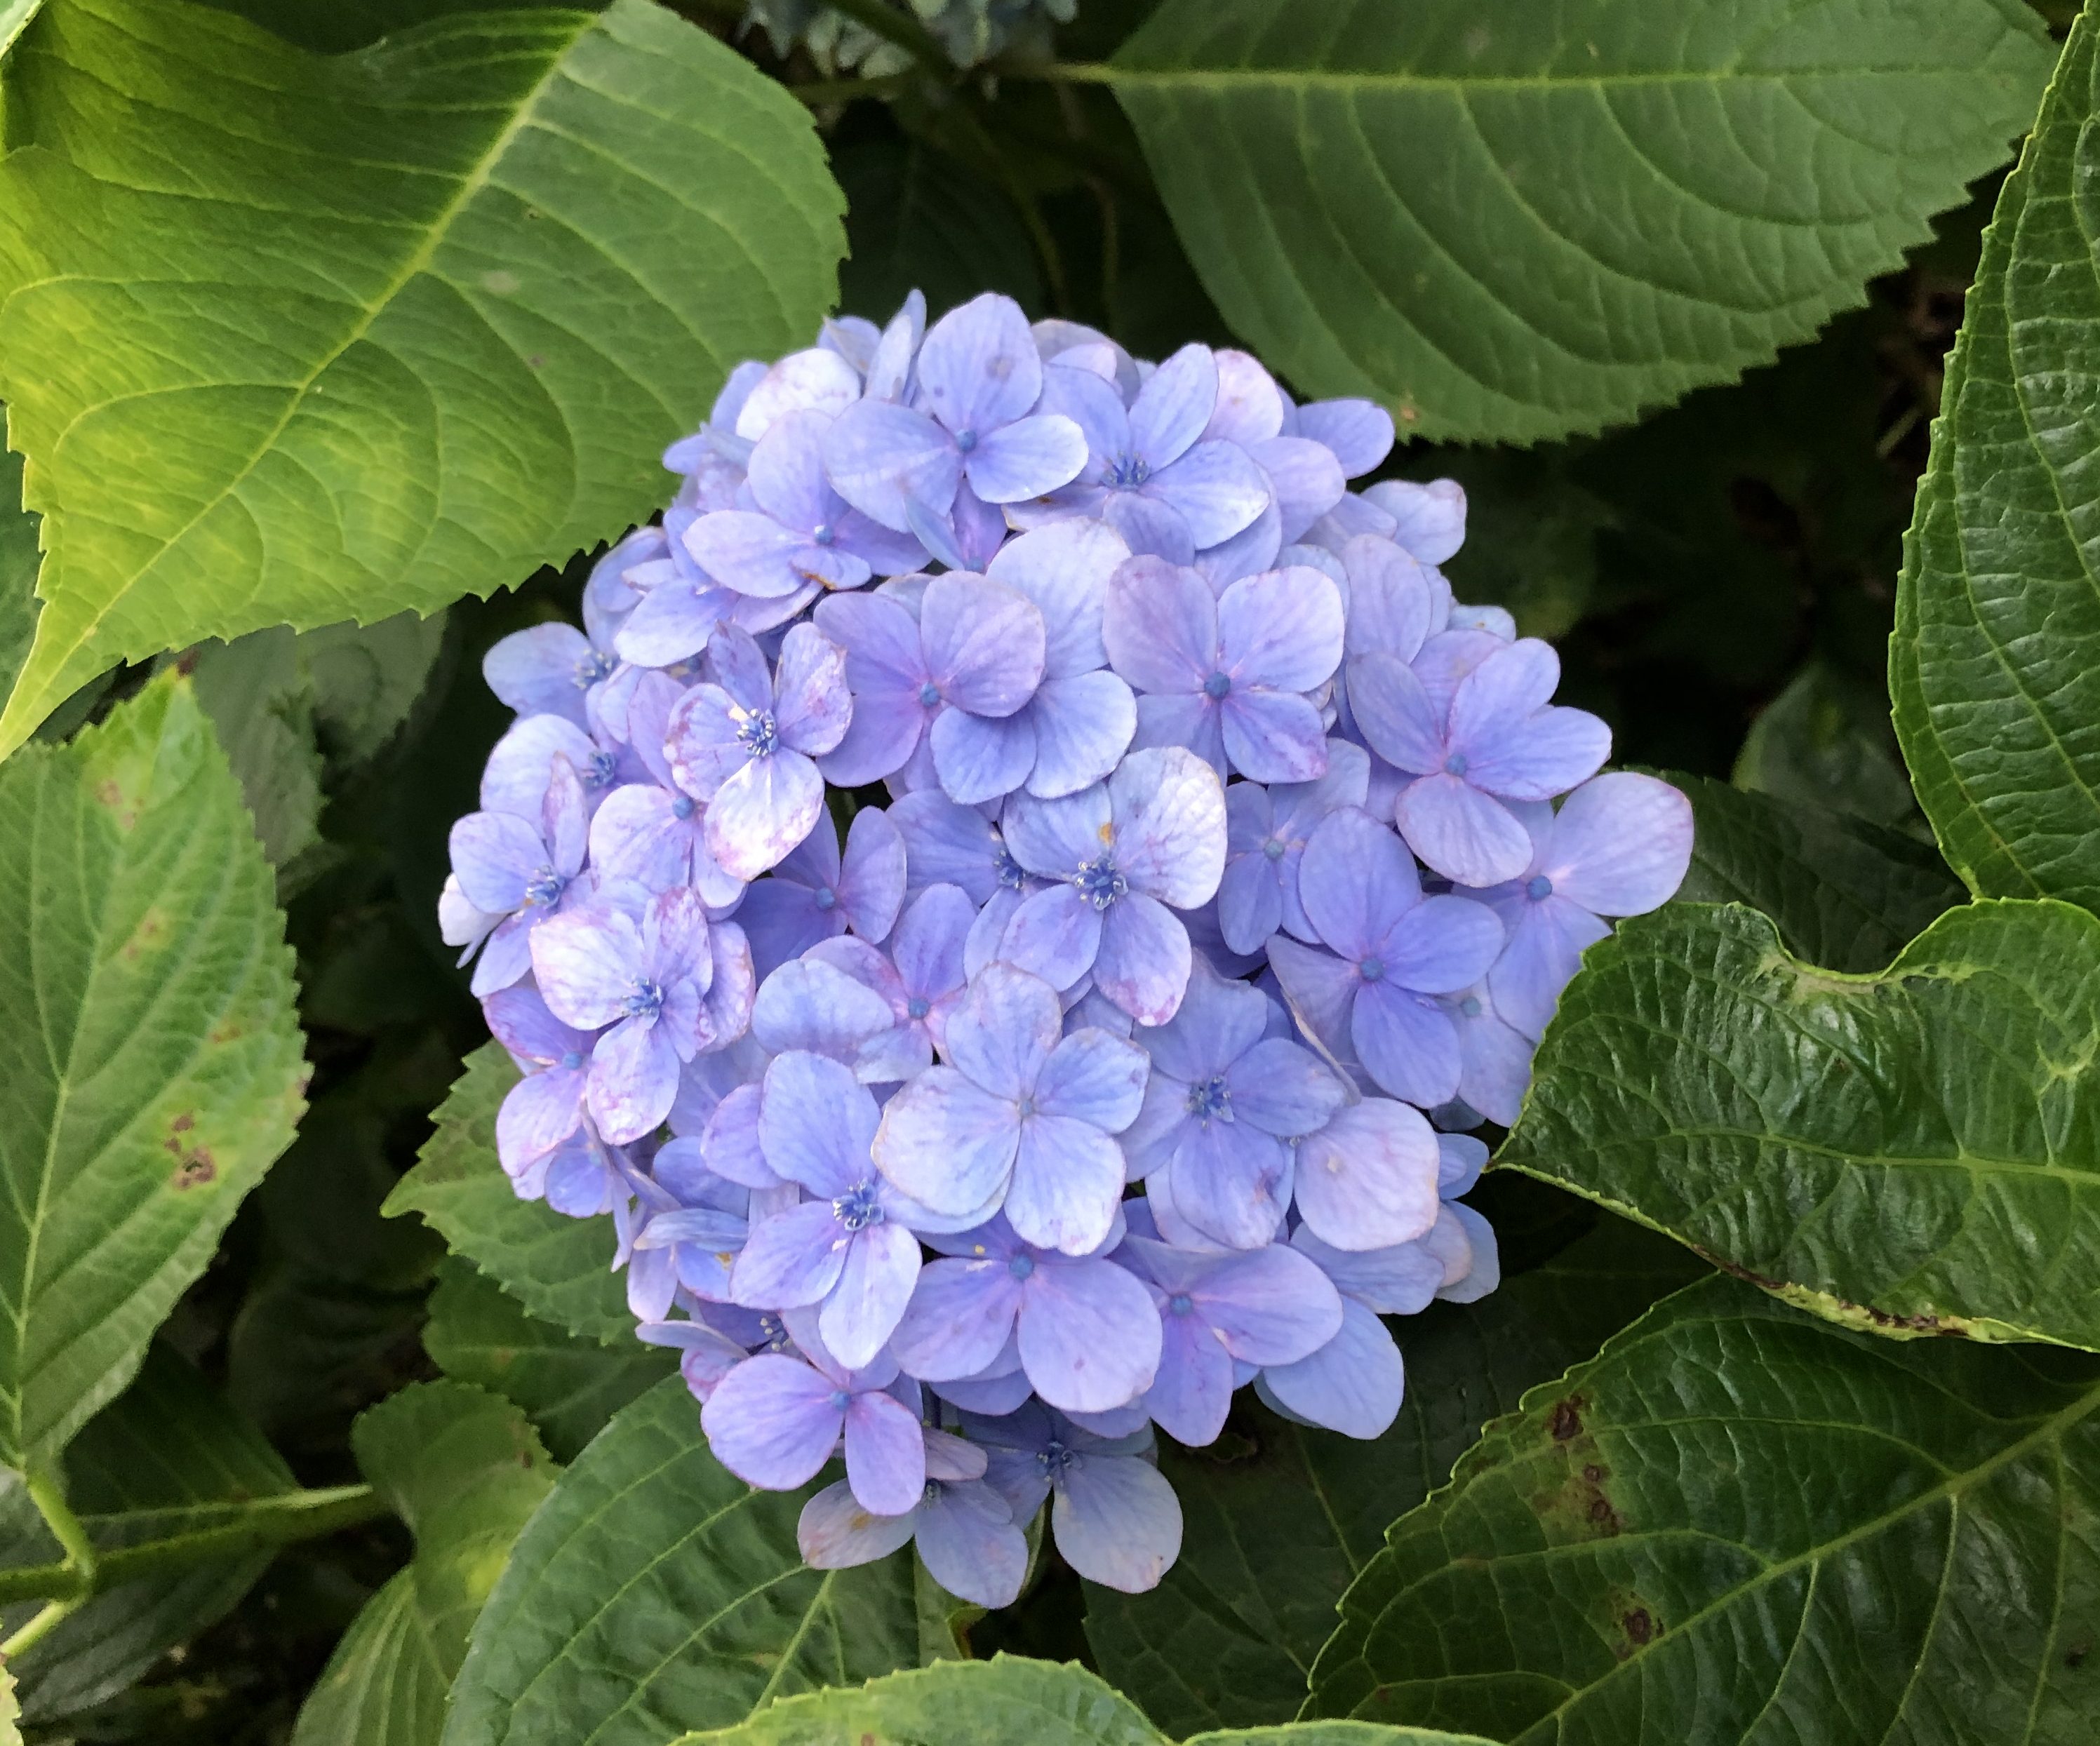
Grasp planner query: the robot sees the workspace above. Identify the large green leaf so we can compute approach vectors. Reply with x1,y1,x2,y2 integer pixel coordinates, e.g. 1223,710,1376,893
0,452,39,713
672,1655,1497,1746
0,1345,294,1723
423,1258,674,1463
443,1376,916,1746
293,1382,556,1746
1104,0,2053,443
1893,0,2100,916
1669,774,1962,974
834,138,1043,321
1500,899,2100,1348
385,1042,629,1342
1083,1220,1705,1735
0,0,844,755
1308,1275,2100,1740
0,672,305,1470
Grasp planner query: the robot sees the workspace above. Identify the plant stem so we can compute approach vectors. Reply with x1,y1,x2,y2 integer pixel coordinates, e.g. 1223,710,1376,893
0,1484,385,1611
819,0,951,74
0,1471,97,1658
792,71,921,106
992,60,1117,86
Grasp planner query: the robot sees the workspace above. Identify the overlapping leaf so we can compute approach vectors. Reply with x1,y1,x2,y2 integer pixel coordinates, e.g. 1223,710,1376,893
443,1376,915,1746
293,1382,556,1746
0,673,305,1470
385,1042,630,1342
1894,0,2100,915
1501,899,2100,1347
0,0,845,754
1308,1275,2100,1741
674,1655,1497,1746
1084,1219,1704,1735
1106,0,2054,443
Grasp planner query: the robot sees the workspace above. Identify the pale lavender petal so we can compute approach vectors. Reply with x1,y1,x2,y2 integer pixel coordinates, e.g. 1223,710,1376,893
843,1389,927,1515
737,880,837,981
820,1221,921,1370
1260,1298,1402,1438
889,791,1003,901
944,961,1062,1096
1196,1243,1343,1364
965,413,1089,502
1038,361,1130,471
1145,440,1270,549
1203,350,1285,445
835,808,906,944
1295,401,1395,478
760,1051,878,1196
1224,1037,1346,1137
1383,892,1506,994
1221,689,1329,784
615,575,724,668
891,882,973,1007
1438,1132,1490,1197
916,1480,1027,1608
1541,772,1693,915
1248,436,1345,542
450,811,542,913
744,408,834,530
734,347,861,440
701,1353,845,1489
1036,1029,1149,1131
871,1068,1019,1216
1193,497,1283,590
1468,706,1613,804
1163,1119,1294,1251
1457,1003,1533,1125
1111,746,1227,908
1348,653,1445,774
1005,1115,1128,1255
798,1480,916,1569
730,1200,850,1308
1296,808,1421,962
1438,1201,1501,1303
1015,1258,1161,1412
1130,344,1217,467
1220,568,1344,694
1292,1226,1443,1315
751,957,897,1058
888,1257,1023,1380
666,684,749,800
918,292,1042,435
469,914,536,997
1102,556,1215,695
921,573,1045,716
1363,477,1466,563
996,884,1105,994
1024,673,1137,798
773,624,852,756
824,398,962,532
1489,893,1612,1040
930,708,1036,805
1217,847,1283,957
1294,1098,1440,1251
685,511,843,600
1100,491,1196,565
1144,1310,1235,1446
1341,535,1436,662
985,519,1130,678
1351,980,1461,1107
1052,1452,1182,1592
1264,936,1364,1073
485,623,593,723
706,752,825,880
530,908,641,1029
1395,775,1535,889
1092,893,1193,1028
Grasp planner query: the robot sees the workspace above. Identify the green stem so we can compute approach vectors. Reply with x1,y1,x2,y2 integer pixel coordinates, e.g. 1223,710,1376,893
0,1484,384,1611
820,0,951,74
0,1471,97,1657
992,59,1117,86
791,71,920,105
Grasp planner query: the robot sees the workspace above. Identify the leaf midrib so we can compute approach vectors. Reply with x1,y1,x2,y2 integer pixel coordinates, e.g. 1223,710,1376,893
1095,63,2011,94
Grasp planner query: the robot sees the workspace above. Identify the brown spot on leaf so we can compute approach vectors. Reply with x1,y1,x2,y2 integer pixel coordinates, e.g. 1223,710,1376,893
1549,1396,1584,1442
210,1022,243,1044
1588,1495,1621,1533
1582,1463,1605,1484
172,1112,194,1133
171,1150,216,1189
1624,1606,1653,1646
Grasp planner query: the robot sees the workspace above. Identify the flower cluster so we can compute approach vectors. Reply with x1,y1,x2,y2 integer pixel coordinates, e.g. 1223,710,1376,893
443,290,1694,1604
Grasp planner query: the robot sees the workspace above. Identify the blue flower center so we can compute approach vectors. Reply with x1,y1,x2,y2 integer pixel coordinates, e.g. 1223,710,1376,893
757,1314,792,1351
1186,1074,1231,1122
1262,836,1286,862
907,995,930,1020
829,1389,852,1409
587,750,619,789
559,1050,584,1070
575,648,616,688
922,1479,945,1505
1008,1253,1036,1280
737,711,781,758
1460,996,1483,1018
1074,854,1126,911
673,795,697,820
831,1182,884,1231
1203,671,1232,700
993,843,1028,891
1103,453,1151,489
955,428,979,453
1443,751,1469,777
812,523,835,546
1359,955,1386,983
622,978,665,1020
1168,1292,1193,1317
1527,874,1553,901
1038,1439,1078,1480
918,680,942,708
815,887,837,911
524,865,567,907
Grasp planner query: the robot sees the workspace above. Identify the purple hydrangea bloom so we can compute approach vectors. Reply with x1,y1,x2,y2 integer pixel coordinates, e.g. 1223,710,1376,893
967,1400,1182,1593
733,346,862,441
798,1426,1027,1609
483,984,598,1186
1118,963,1346,1250
587,672,746,908
1034,344,1271,551
1482,772,1695,1038
1104,558,1345,784
702,1318,926,1515
813,572,1048,795
1121,1234,1342,1446
737,806,907,980
483,614,621,731
447,754,590,997
874,963,1147,1255
666,624,853,880
887,1214,1161,1414
528,885,721,1145
1216,739,1370,955
996,746,1228,1026
824,293,1088,532
1353,637,1611,887
1266,808,1504,1107
630,1135,763,1308
804,881,975,1081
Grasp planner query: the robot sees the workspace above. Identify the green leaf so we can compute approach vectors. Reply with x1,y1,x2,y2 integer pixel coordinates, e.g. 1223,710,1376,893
171,631,327,876
0,452,40,714
1104,0,2054,443
1084,1220,1705,1735
1734,659,1921,832
385,1042,629,1342
670,1655,1498,1746
834,137,1043,321
0,671,305,1470
1893,0,2100,916
1500,899,2100,1348
443,1376,916,1746
0,1662,16,1746
293,1382,556,1746
1,1345,294,1723
300,611,450,772
424,1258,675,1463
0,0,845,755
1669,774,1962,974
1308,1275,2100,1740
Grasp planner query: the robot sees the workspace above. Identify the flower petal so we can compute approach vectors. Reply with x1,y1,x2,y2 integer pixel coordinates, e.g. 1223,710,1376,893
701,1354,845,1490
1052,1451,1182,1592
1293,1098,1440,1251
1015,1258,1161,1412
1393,774,1535,888
872,1067,1019,1217
1006,1114,1128,1255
